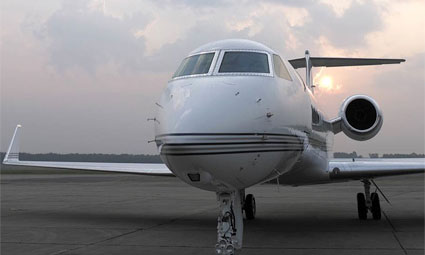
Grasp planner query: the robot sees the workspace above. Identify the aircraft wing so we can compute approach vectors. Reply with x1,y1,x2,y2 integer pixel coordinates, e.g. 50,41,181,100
329,158,425,180
2,125,173,176
288,57,405,69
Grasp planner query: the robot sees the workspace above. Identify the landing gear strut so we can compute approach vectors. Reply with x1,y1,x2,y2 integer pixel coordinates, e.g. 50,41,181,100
215,191,243,255
357,179,381,220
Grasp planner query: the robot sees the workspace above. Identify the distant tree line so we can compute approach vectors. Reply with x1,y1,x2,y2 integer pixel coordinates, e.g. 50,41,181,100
0,151,423,164
370,153,425,158
333,151,363,158
334,151,425,158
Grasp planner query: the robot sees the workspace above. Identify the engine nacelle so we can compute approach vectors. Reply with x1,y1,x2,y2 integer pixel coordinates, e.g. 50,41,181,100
339,95,383,141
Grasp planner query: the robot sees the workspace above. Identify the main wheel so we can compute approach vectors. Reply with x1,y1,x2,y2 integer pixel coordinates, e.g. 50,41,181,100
357,193,367,220
371,192,381,220
244,194,256,220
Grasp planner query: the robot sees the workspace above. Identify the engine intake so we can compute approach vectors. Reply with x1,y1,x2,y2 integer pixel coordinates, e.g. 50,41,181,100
339,95,383,141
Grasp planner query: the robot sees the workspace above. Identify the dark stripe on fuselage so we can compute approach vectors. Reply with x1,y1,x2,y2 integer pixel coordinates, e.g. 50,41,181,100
157,133,305,155
162,145,303,153
162,149,304,156
155,133,299,138
307,135,329,151
163,141,302,146
156,132,331,153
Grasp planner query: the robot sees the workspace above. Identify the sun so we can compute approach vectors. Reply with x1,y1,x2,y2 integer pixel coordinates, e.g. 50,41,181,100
319,76,333,91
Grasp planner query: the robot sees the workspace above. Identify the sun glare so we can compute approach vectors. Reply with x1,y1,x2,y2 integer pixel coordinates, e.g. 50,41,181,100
319,76,333,91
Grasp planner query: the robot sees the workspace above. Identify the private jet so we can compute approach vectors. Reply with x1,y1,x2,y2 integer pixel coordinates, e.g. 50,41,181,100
3,39,424,255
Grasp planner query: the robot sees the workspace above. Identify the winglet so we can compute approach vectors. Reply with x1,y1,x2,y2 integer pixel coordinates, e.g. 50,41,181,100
3,125,22,163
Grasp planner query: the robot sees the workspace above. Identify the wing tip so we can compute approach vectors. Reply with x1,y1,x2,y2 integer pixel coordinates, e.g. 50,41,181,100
3,125,22,163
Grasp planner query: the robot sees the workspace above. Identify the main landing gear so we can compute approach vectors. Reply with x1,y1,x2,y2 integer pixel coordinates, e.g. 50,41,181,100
215,191,257,255
243,193,256,220
357,179,381,220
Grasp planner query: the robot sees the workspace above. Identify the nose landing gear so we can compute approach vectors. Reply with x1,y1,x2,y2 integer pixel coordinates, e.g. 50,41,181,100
357,179,381,220
216,191,243,255
215,191,258,254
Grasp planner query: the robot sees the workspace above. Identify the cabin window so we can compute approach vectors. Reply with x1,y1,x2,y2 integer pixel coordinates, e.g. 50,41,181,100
273,55,292,81
218,51,270,73
173,52,215,78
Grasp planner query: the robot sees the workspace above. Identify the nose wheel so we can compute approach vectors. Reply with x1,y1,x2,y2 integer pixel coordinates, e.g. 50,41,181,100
356,179,381,220
244,194,256,220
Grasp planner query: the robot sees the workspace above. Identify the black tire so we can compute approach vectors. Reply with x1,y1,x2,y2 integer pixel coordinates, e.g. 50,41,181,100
371,192,381,220
244,194,256,220
357,193,367,220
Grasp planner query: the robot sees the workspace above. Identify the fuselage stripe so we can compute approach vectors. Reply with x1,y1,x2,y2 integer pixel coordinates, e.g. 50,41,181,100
163,141,302,146
162,145,303,152
155,133,299,138
161,149,304,156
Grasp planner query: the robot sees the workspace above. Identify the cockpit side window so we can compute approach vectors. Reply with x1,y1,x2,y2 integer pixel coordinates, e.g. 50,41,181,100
218,51,269,73
273,54,292,81
173,52,215,78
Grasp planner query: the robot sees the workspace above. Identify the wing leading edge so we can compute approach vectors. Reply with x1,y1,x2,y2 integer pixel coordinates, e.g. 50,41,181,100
2,125,173,176
329,158,425,180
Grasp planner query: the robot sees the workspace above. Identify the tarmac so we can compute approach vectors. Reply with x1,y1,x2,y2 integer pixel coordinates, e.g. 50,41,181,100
1,173,424,255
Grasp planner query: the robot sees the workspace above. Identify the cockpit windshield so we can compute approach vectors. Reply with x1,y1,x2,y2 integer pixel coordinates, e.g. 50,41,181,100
173,52,215,78
218,51,269,73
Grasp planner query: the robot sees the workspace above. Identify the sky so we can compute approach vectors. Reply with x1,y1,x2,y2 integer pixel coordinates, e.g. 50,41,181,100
1,0,424,156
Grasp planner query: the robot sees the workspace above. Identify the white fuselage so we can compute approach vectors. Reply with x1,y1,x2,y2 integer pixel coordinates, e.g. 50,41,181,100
154,40,333,191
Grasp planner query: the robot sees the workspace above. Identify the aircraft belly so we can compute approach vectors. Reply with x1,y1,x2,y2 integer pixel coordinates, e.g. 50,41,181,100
157,133,305,191
161,150,302,191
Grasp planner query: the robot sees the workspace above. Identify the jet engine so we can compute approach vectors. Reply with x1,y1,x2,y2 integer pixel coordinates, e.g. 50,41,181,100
339,95,383,141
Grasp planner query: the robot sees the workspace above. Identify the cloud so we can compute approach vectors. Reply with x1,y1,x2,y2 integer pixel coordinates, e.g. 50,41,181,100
37,0,151,72
319,0,355,17
296,0,382,49
365,0,425,57
29,0,388,75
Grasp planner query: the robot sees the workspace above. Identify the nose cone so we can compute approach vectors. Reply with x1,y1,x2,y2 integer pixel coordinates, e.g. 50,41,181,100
156,76,271,135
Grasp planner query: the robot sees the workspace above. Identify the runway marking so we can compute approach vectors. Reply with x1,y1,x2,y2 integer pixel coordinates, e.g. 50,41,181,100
383,210,407,255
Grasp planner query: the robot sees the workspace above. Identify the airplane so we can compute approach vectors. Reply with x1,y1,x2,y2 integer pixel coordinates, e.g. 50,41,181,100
3,39,425,255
